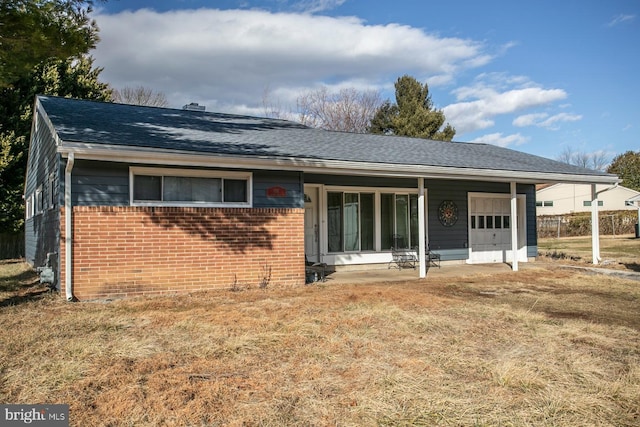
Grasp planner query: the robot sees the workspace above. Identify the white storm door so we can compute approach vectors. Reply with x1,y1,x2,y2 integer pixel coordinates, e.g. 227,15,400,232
469,194,527,264
469,196,513,263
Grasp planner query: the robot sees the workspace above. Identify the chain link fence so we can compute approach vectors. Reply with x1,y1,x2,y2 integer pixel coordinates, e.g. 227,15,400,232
537,211,639,238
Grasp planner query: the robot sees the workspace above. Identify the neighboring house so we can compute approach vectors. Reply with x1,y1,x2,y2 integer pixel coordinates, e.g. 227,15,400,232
25,96,618,300
536,183,640,215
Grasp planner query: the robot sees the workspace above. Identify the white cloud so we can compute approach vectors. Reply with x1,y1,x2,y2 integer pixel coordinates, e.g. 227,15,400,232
292,0,348,13
93,8,489,112
538,112,582,129
443,78,567,134
607,14,636,27
513,112,582,129
513,113,548,127
469,132,529,148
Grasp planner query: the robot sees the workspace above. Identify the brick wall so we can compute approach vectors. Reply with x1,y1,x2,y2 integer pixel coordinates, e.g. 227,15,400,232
60,206,305,300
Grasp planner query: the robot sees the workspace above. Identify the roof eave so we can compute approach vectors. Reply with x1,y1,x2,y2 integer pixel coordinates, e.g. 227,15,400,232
57,143,620,186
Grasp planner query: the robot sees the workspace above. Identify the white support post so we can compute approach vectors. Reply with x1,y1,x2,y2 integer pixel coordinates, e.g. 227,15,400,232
418,178,426,278
510,182,518,272
591,184,600,265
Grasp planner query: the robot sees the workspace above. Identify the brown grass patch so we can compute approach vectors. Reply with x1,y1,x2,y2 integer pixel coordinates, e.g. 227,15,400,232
1,263,639,426
539,234,640,271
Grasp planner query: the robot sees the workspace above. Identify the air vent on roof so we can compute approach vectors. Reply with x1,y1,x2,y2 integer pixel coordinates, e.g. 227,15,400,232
182,102,205,112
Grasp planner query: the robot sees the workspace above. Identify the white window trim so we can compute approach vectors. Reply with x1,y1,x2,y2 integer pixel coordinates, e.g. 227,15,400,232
129,166,252,208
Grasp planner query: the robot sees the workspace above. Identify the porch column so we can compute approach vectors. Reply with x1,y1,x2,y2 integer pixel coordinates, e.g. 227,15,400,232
418,178,426,278
510,182,518,271
591,184,600,265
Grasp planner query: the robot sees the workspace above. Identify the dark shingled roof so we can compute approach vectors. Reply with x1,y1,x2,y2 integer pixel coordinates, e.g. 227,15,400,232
37,95,616,181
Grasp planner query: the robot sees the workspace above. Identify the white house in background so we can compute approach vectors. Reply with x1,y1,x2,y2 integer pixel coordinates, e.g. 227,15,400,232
536,183,640,215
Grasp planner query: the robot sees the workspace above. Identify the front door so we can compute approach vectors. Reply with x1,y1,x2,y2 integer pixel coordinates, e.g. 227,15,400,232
304,186,320,263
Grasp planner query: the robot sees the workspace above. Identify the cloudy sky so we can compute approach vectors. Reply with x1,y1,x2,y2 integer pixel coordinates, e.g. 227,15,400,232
93,0,638,161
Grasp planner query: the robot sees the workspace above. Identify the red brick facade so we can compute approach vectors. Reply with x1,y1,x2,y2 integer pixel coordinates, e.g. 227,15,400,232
60,206,305,300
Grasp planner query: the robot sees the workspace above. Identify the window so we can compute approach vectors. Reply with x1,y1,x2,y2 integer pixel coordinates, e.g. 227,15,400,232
48,173,56,209
471,214,508,230
25,193,34,220
131,168,251,206
536,201,554,207
486,215,494,229
328,192,375,252
35,186,43,215
381,193,419,250
583,200,604,207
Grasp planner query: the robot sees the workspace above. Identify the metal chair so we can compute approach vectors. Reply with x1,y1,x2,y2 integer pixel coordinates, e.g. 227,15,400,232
426,244,441,268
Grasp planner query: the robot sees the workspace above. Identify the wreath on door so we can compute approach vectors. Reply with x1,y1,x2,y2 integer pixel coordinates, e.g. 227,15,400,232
438,200,458,227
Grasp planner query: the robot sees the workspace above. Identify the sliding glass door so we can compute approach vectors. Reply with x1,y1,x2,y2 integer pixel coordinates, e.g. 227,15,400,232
330,191,419,253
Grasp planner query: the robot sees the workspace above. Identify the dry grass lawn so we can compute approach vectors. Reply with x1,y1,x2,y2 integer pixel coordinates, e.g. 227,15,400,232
539,234,640,271
1,258,639,426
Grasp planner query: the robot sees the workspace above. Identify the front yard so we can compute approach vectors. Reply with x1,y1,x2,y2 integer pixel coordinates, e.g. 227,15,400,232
0,258,639,426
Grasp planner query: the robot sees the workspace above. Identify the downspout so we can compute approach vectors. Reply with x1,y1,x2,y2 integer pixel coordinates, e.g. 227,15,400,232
591,184,600,265
591,182,619,265
65,153,74,301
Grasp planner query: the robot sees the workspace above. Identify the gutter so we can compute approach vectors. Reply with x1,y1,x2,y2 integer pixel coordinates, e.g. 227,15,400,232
65,153,74,301
57,144,621,186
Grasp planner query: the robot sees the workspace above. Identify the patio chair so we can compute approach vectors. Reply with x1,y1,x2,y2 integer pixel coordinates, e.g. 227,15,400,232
426,244,441,268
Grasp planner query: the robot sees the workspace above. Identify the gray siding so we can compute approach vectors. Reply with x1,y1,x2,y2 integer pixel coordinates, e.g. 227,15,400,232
72,160,129,206
70,161,304,208
253,171,303,208
522,184,538,257
24,109,61,286
305,174,417,188
426,179,537,257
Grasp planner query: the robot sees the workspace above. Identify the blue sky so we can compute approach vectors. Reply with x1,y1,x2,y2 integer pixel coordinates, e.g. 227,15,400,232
93,0,639,163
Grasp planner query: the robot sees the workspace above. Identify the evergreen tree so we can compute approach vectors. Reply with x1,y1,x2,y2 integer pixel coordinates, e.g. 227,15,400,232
369,75,455,141
0,57,112,233
0,1,110,233
0,0,99,88
607,151,640,192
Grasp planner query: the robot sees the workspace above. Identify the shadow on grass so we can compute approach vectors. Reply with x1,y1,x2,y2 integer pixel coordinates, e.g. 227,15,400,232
623,262,640,272
0,287,52,307
0,260,52,307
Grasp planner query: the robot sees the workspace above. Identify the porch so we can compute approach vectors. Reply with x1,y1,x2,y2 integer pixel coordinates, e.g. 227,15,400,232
311,262,525,285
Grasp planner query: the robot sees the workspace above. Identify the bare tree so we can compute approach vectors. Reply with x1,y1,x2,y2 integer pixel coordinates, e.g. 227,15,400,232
112,85,169,107
590,151,610,171
296,86,382,133
557,147,610,171
262,85,288,120
556,147,576,165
